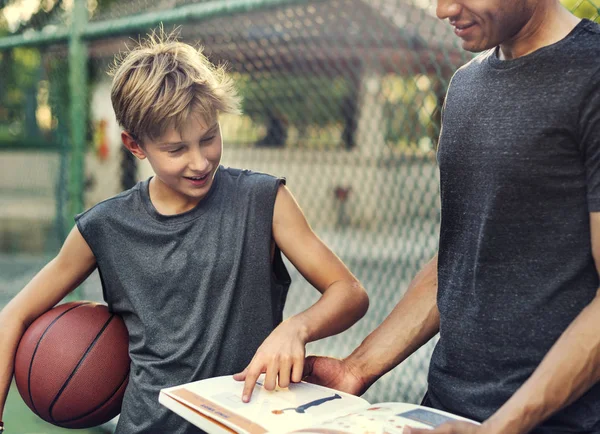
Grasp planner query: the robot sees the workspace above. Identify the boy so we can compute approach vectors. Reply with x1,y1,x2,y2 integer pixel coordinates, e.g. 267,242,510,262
0,32,369,433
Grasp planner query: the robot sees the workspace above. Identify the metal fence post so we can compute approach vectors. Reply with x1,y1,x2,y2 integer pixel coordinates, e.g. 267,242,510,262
68,0,89,299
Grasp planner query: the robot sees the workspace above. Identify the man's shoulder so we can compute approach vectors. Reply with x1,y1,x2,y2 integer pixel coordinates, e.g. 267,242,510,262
554,19,600,85
448,50,492,85
580,18,600,36
571,19,600,59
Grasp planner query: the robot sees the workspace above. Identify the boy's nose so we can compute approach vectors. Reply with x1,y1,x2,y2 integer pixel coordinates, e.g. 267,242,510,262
436,0,462,20
188,150,210,172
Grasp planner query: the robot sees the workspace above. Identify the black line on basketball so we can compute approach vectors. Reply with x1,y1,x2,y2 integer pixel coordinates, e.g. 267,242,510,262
27,302,91,417
48,314,115,423
55,369,129,425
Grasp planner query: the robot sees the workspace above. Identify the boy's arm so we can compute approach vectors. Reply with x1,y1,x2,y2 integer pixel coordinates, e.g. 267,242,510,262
304,254,440,396
409,212,600,434
0,226,97,424
235,184,369,401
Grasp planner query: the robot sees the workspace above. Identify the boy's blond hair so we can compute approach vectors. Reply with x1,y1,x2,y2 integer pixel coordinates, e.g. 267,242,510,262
109,30,241,142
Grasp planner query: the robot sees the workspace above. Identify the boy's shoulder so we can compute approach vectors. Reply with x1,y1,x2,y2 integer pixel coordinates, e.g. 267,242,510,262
219,166,286,188
76,181,145,222
217,166,285,207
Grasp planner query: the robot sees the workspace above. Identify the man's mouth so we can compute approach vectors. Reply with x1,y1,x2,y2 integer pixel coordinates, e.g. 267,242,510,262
452,22,476,37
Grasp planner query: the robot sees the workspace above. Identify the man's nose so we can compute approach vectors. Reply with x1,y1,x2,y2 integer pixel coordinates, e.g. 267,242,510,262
436,0,462,20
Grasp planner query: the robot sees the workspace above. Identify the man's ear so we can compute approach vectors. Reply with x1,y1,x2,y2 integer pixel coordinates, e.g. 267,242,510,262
122,132,147,160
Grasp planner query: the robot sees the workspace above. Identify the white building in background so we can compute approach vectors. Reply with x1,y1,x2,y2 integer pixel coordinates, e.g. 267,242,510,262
1,0,465,253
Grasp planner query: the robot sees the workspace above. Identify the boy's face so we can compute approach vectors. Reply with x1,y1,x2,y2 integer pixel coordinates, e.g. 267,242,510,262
436,0,536,52
124,114,223,211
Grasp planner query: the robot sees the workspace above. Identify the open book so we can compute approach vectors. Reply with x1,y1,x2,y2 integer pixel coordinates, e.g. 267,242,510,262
159,375,478,434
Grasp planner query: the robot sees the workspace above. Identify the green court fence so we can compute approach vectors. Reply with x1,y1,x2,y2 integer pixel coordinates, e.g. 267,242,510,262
1,0,598,432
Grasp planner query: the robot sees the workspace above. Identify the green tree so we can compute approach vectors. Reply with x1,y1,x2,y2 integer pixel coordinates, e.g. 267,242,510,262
562,0,600,22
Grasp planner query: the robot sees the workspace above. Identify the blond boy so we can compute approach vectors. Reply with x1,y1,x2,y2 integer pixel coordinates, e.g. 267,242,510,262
0,33,368,433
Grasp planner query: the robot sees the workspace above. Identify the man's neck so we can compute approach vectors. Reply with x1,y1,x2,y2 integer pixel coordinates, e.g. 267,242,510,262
498,3,581,60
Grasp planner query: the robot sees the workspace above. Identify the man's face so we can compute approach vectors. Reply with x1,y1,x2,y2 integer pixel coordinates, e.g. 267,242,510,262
436,0,536,52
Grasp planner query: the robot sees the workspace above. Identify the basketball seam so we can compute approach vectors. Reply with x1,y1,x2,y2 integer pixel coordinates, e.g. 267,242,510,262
26,302,92,417
48,314,116,423
54,371,129,425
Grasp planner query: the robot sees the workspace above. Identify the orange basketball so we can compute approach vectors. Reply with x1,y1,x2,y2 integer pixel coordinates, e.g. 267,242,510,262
14,301,130,429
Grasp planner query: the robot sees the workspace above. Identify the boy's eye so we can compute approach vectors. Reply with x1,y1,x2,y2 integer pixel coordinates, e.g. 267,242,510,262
201,136,216,143
167,147,184,154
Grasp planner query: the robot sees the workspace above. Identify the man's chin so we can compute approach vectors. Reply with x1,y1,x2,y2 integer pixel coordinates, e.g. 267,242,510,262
461,40,490,53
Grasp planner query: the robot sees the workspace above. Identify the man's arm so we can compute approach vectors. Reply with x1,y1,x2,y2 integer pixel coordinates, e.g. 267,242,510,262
409,213,600,434
347,254,440,390
304,254,440,396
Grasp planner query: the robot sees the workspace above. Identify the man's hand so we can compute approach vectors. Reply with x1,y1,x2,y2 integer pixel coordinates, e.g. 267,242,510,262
233,319,308,402
405,421,482,434
302,355,367,396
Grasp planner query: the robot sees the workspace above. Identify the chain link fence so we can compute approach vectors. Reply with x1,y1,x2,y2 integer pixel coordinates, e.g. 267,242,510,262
1,0,599,432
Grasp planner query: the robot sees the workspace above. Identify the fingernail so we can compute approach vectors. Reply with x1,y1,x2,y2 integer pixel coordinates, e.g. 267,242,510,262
242,395,249,402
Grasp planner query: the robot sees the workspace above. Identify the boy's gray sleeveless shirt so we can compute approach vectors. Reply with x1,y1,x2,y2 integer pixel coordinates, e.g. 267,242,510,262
432,20,600,432
75,167,290,434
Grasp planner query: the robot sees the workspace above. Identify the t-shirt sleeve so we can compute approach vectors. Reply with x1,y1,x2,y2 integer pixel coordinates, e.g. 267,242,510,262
244,171,286,237
74,209,90,237
582,66,600,211
247,170,284,207
74,203,106,259
266,176,286,210
253,174,291,314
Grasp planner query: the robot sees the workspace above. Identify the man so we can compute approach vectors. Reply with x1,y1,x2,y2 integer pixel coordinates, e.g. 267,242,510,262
302,1,600,433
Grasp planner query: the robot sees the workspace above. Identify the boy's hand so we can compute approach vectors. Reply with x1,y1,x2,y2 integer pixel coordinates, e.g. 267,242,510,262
233,319,308,402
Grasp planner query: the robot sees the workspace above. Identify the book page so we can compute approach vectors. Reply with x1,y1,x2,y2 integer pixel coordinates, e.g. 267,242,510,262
159,391,238,434
290,403,480,434
161,375,369,434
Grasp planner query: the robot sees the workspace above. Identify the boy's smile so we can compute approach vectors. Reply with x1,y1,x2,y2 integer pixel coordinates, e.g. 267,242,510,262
184,173,211,187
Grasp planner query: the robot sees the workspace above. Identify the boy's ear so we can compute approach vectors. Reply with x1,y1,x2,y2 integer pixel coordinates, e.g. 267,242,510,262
121,132,147,160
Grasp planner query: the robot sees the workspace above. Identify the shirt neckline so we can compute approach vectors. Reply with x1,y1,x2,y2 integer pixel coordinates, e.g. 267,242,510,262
139,166,222,224
487,19,590,70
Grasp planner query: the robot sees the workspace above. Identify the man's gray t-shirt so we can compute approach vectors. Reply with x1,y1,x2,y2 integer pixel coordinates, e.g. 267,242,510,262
75,166,291,433
430,19,600,432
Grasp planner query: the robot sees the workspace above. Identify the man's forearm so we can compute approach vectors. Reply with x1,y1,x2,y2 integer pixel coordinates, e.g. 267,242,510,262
346,254,440,389
484,289,600,434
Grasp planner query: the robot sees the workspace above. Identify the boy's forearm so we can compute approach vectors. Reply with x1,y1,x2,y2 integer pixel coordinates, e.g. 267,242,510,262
0,256,75,420
346,255,439,388
483,290,600,434
289,280,369,343
0,308,28,420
